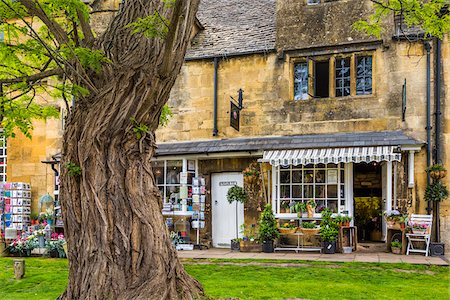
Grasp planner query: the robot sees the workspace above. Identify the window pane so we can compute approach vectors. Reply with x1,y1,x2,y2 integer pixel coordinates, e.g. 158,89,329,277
327,200,338,213
335,58,350,97
280,170,290,184
292,170,302,183
166,160,182,184
280,185,290,199
315,185,325,198
304,170,314,183
356,56,373,95
316,200,326,213
152,161,165,185
327,185,338,198
166,186,180,203
304,185,314,198
294,63,309,100
315,60,330,98
315,170,325,183
292,185,302,198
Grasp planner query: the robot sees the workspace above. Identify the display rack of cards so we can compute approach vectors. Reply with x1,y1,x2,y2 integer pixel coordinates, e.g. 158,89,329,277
0,182,31,235
191,176,206,248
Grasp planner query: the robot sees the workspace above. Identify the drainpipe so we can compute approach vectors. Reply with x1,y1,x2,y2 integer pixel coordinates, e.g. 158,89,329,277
213,57,219,136
424,41,432,215
435,38,442,164
434,38,442,243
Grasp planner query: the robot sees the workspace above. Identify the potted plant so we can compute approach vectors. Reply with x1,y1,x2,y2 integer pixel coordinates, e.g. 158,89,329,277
278,222,297,235
7,236,37,257
383,210,403,229
335,215,352,227
46,233,66,258
319,208,339,254
391,241,402,254
30,213,39,225
239,224,261,252
293,201,307,218
226,185,248,251
408,221,429,234
306,199,316,218
300,221,320,235
258,204,279,253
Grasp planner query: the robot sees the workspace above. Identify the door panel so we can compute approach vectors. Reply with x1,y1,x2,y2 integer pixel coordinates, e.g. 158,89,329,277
211,173,244,248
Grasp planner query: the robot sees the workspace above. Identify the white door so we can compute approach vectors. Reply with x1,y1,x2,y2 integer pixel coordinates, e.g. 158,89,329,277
211,172,244,248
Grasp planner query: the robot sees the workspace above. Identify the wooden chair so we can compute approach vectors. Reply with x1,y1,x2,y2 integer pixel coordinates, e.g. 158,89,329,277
406,214,432,257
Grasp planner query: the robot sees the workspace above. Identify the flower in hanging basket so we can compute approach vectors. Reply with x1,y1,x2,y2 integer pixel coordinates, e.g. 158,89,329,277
425,181,449,202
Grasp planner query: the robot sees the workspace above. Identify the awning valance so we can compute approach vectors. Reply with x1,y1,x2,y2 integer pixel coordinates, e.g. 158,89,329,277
262,146,401,166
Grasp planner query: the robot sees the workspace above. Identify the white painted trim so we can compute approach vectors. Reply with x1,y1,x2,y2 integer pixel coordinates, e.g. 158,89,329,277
345,163,354,222
408,151,415,188
400,145,422,151
386,161,393,213
393,161,398,209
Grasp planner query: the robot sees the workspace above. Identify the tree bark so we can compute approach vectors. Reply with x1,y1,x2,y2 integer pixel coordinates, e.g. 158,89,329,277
58,1,203,299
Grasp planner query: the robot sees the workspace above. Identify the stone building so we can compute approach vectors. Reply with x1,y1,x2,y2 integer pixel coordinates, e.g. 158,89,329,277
4,0,449,251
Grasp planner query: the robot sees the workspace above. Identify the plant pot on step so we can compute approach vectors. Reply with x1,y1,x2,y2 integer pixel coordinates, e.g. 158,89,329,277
230,239,240,251
262,240,274,253
392,247,401,255
322,241,336,254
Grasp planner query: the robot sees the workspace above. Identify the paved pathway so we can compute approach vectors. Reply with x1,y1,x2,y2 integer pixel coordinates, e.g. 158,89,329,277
178,248,449,266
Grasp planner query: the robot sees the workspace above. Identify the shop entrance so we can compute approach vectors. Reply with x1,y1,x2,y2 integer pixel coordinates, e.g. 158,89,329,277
353,163,383,242
211,172,244,248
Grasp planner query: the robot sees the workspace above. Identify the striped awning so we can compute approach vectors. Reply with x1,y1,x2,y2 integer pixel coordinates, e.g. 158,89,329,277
262,146,401,166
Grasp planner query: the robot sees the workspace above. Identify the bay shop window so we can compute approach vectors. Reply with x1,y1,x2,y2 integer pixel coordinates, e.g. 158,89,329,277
264,146,404,219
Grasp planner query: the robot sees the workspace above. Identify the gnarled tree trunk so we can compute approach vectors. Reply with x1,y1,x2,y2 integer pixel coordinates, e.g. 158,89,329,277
58,1,203,299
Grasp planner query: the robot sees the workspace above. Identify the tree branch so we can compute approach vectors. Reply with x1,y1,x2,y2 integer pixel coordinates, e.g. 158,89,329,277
18,0,70,45
0,68,63,84
77,8,95,46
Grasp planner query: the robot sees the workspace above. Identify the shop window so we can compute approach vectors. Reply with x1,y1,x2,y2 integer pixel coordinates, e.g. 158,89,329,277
294,62,308,100
276,163,344,215
314,60,329,98
356,56,372,95
152,159,197,205
0,136,6,183
335,58,350,97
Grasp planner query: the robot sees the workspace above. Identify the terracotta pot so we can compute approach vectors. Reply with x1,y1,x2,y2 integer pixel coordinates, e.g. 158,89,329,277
392,247,401,255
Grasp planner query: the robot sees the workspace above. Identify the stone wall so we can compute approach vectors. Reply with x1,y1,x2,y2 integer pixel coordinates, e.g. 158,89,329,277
7,117,62,213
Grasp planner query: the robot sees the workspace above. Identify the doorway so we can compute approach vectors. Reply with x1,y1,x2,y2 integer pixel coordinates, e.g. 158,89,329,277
353,163,383,242
211,172,244,248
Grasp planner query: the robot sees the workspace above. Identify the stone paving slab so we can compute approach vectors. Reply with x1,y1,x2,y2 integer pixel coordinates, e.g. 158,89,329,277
178,248,449,266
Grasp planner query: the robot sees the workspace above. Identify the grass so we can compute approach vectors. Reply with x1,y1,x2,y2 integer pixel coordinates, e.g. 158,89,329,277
0,257,448,300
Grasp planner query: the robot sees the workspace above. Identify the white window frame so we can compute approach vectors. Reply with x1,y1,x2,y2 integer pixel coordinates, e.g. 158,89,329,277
272,163,352,218
152,158,198,204
0,136,6,183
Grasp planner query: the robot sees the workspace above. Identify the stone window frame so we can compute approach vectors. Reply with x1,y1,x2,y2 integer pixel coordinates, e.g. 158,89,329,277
291,51,375,101
274,163,345,216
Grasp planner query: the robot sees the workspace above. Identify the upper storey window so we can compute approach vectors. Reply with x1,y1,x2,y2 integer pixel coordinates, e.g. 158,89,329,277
294,63,308,100
356,56,373,95
335,58,351,97
307,0,321,5
293,53,373,101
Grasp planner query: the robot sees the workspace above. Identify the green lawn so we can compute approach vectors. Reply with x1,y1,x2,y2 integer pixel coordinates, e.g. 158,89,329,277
0,257,448,300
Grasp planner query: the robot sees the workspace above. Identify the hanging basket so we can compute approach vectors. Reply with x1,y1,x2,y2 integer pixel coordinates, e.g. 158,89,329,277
430,170,447,180
244,175,258,185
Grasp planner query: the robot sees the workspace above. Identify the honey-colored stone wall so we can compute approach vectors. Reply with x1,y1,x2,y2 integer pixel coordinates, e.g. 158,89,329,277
6,117,62,214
